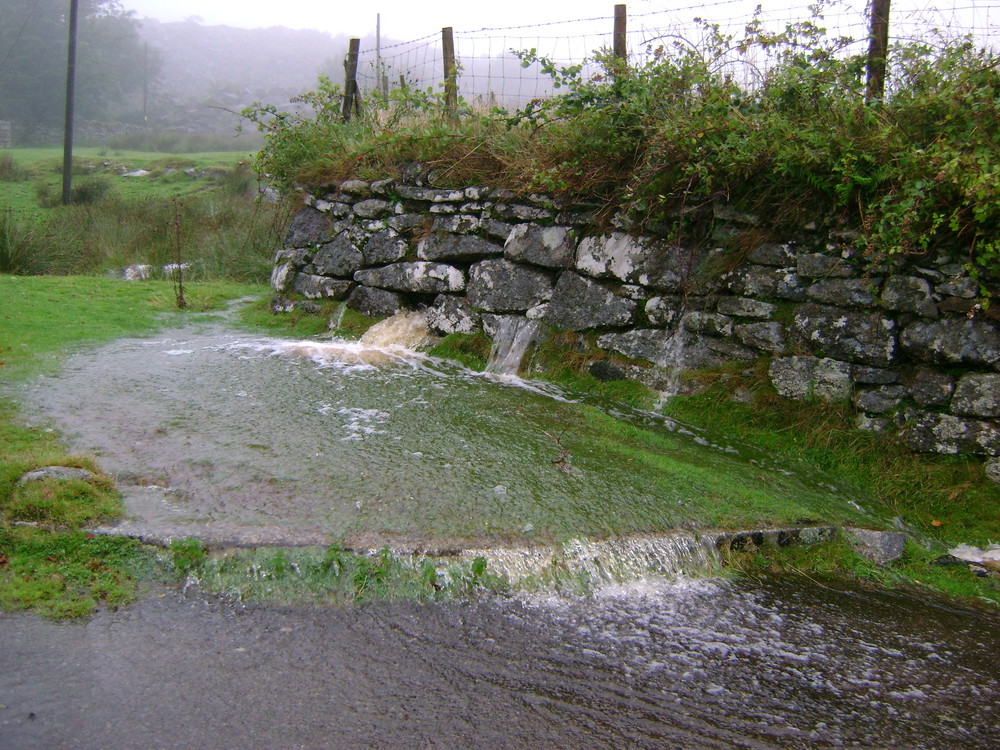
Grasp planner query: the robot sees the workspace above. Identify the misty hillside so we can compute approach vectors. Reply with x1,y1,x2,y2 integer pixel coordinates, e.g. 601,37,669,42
138,18,379,129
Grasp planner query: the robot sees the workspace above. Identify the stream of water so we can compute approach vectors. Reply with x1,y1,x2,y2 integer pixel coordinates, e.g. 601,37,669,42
7,314,998,747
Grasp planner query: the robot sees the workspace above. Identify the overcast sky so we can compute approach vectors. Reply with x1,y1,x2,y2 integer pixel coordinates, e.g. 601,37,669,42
122,0,994,47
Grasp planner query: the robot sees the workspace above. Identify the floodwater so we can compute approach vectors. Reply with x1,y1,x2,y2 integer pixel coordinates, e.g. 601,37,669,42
20,320,881,550
7,315,999,748
2,577,997,748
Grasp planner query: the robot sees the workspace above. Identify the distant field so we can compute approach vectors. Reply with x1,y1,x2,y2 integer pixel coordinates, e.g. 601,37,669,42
1,147,255,216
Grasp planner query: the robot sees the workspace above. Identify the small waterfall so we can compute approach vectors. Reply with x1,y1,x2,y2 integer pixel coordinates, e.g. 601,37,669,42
486,316,539,376
462,533,722,586
359,310,434,350
655,320,690,403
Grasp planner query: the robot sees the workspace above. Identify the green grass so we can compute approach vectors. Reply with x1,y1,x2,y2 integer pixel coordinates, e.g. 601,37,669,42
0,276,267,618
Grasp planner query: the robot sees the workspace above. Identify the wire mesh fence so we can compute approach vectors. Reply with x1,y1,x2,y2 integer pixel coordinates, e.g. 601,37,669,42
353,0,998,109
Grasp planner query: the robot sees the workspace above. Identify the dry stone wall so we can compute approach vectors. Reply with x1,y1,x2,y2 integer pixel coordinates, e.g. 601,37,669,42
272,173,1000,465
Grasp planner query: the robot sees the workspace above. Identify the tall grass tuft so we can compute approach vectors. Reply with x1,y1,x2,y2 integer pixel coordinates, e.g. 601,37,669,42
0,210,48,274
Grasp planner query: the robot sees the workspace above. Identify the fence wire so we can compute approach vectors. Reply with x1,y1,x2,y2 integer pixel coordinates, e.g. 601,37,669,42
354,0,997,109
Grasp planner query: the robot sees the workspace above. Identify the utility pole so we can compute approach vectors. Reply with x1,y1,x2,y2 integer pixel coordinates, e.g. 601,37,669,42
613,4,627,62
865,0,891,103
62,0,80,205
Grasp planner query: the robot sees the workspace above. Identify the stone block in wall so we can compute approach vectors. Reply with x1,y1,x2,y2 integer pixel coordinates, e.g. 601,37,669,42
494,203,554,222
898,409,1000,456
467,259,553,313
703,338,759,365
426,294,480,335
284,207,337,247
482,219,514,241
853,385,908,414
339,179,371,196
352,199,391,218
545,272,638,331
395,185,460,202
747,243,796,267
646,296,683,327
881,275,939,318
308,234,365,278
596,328,679,368
271,262,296,293
354,262,465,294
363,229,409,266
313,200,351,217
431,215,480,234
716,297,777,319
418,234,503,263
900,318,1000,368
951,374,1000,418
292,274,352,300
806,278,879,308
936,277,978,299
504,224,576,269
735,322,786,353
792,304,897,367
902,369,955,407
388,214,429,234
797,253,857,278
769,356,853,401
852,366,900,385
346,286,404,318
576,233,692,291
681,311,733,338
724,266,806,301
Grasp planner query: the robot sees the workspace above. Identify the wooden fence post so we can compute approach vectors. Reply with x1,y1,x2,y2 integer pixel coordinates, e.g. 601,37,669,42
442,26,458,117
865,0,891,103
342,37,361,122
613,5,627,62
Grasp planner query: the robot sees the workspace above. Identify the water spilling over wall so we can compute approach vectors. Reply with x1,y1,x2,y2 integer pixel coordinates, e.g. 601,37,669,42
271,174,1000,469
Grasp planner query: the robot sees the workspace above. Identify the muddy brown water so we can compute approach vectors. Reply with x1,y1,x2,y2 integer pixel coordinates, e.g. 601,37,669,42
2,578,998,749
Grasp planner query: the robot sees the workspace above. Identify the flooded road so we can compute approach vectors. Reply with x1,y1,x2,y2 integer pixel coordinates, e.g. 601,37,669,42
2,577,998,749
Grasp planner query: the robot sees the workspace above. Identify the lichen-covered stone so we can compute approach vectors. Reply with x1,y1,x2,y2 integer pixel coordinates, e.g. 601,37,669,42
716,297,777,319
576,233,692,291
426,294,480,335
792,304,897,367
352,199,390,218
284,207,335,247
354,262,465,294
271,262,296,293
504,224,575,269
346,286,404,318
681,311,733,338
898,409,1000,456
769,356,853,401
881,275,939,318
309,234,364,278
735,322,786,353
596,328,679,367
853,385,908,413
467,259,553,313
797,253,857,278
431,215,480,234
747,243,796,267
418,234,503,262
493,203,554,222
725,266,806,301
645,296,683,327
951,373,1000,418
936,277,978,299
363,229,408,266
902,369,955,407
900,318,1000,368
292,274,352,299
387,214,428,233
986,457,1000,485
546,272,638,330
339,179,371,196
807,278,878,308
852,366,900,385
846,528,906,566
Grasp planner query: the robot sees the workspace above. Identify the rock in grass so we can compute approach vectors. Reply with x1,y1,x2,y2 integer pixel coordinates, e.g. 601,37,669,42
845,527,906,566
17,466,97,486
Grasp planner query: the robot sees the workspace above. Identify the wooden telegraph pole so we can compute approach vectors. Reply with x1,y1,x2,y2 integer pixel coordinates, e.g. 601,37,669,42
866,0,891,103
61,0,80,205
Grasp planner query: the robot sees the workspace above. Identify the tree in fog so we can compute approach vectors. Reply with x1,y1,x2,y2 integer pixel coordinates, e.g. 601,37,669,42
0,0,153,126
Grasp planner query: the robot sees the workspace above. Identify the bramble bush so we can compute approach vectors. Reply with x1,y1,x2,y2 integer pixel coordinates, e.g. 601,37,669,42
243,3,998,293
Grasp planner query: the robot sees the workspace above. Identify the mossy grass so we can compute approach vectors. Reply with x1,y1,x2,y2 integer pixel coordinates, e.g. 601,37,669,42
168,542,502,606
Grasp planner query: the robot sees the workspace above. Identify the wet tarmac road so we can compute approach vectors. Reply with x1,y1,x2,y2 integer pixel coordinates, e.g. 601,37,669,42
3,576,998,749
